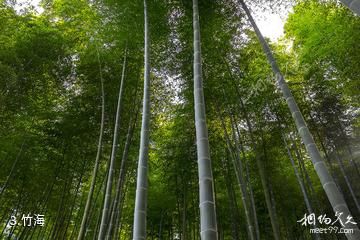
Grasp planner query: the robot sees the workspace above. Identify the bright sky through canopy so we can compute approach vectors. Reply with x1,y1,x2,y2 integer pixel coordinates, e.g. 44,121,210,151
255,13,286,41
16,0,288,42
14,0,43,14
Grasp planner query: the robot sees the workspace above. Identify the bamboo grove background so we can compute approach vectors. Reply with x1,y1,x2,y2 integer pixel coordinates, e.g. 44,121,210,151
0,0,359,239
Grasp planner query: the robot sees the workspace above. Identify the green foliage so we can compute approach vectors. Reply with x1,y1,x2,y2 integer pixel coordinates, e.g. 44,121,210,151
0,0,358,239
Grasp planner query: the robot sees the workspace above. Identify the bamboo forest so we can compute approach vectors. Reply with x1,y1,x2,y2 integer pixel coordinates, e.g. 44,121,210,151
1,0,360,239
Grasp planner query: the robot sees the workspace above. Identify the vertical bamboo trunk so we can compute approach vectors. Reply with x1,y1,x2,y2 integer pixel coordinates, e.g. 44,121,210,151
281,132,321,240
8,222,19,239
50,158,72,240
104,49,128,240
232,114,260,240
235,98,281,240
346,148,360,179
309,121,345,197
69,189,87,240
223,58,278,239
107,102,137,239
85,171,108,238
259,132,281,240
34,152,64,239
282,134,313,213
0,141,25,201
93,207,103,240
308,112,344,190
29,184,53,239
314,114,360,209
334,151,360,213
93,173,109,240
290,134,321,214
268,182,280,235
98,47,127,239
244,159,260,240
25,185,52,240
238,1,360,239
0,189,24,237
63,160,87,239
77,46,105,240
115,80,140,240
291,136,315,195
133,0,150,238
217,106,255,240
222,156,240,240
62,164,85,240
229,114,256,240
192,0,218,239
182,189,187,240
335,120,360,178
116,177,130,240
19,224,29,240
274,114,318,219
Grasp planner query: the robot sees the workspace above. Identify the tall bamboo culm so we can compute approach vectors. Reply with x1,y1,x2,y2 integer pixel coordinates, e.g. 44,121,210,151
238,1,360,239
132,0,150,239
77,46,105,240
193,0,218,239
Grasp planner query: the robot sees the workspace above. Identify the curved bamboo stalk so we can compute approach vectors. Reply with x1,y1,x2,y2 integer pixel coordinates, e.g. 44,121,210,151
238,1,360,239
